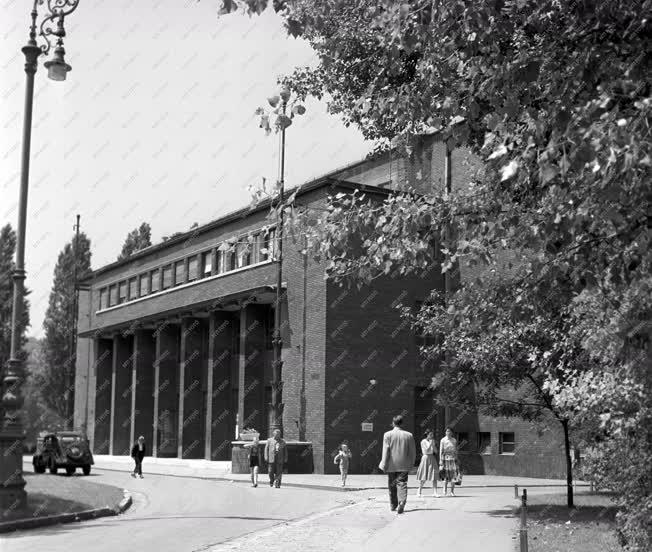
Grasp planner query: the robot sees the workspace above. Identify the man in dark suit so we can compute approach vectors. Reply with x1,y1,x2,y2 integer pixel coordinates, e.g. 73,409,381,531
379,415,416,514
264,429,288,488
131,435,146,479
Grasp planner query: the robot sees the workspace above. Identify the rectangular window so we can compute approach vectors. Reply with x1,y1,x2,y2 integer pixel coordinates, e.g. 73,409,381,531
128,277,138,300
215,250,223,275
162,265,172,289
236,241,250,268
188,256,198,281
267,228,276,260
139,273,149,297
108,285,117,307
174,260,185,286
226,250,236,271
478,432,491,455
251,233,261,264
99,288,108,310
202,251,213,278
499,432,515,454
118,281,127,304
150,269,160,293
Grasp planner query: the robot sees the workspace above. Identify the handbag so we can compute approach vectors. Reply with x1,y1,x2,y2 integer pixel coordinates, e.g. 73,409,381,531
454,472,463,486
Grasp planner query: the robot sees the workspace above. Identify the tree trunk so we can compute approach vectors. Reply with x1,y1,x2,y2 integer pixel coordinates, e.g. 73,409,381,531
561,418,574,508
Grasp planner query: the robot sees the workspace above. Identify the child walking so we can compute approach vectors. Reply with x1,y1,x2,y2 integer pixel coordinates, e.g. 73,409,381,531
334,443,352,487
243,435,261,487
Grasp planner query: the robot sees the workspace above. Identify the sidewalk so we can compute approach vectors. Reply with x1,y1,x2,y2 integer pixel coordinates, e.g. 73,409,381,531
212,488,520,552
30,455,587,492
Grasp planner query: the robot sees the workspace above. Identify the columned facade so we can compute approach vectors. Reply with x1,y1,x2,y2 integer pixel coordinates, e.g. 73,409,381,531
90,304,273,461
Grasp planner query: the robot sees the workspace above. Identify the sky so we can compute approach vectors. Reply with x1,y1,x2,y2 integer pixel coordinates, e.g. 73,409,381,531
0,0,371,338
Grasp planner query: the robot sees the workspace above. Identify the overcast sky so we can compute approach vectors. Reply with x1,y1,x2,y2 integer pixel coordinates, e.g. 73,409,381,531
1,0,370,338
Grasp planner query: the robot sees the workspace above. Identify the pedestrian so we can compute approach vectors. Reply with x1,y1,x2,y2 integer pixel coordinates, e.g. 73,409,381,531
378,415,416,514
264,429,288,488
416,429,440,497
439,427,460,496
243,434,261,487
130,435,146,479
334,442,352,487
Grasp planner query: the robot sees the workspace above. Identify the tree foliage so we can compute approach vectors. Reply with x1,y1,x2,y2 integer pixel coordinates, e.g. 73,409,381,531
38,234,92,428
0,224,30,421
218,0,651,545
118,222,152,261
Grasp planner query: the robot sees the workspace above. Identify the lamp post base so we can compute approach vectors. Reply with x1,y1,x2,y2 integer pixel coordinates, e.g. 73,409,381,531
0,430,27,510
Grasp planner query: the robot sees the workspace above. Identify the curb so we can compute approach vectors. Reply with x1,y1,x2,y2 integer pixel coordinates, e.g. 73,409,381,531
0,489,132,534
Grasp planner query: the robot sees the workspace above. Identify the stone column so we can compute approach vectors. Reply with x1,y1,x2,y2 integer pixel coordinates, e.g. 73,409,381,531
237,308,246,440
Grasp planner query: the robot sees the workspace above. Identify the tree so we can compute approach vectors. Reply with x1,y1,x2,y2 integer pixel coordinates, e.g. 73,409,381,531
0,224,30,417
117,222,152,261
219,0,651,544
38,233,91,428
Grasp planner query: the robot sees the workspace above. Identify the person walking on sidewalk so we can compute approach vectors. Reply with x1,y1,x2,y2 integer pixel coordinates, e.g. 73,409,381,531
130,435,146,479
416,429,440,497
334,442,352,487
379,415,416,514
439,427,460,496
264,429,288,488
244,435,261,487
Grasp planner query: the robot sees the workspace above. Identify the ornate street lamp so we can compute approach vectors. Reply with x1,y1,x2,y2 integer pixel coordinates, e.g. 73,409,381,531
0,0,80,509
258,86,305,437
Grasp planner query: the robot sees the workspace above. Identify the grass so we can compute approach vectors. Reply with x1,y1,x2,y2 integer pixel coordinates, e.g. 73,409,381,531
0,472,125,523
517,491,622,552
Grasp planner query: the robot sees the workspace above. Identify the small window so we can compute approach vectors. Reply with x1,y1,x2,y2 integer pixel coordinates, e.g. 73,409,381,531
118,281,127,304
201,251,212,278
499,432,515,454
236,241,250,268
266,228,277,260
162,265,172,289
188,256,198,281
150,269,160,293
99,288,108,310
225,250,236,271
108,285,117,307
174,260,185,286
215,250,223,275
128,277,138,300
139,273,149,297
478,432,491,455
455,432,469,450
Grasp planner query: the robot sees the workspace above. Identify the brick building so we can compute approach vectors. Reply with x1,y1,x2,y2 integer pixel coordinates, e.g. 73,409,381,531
74,133,568,477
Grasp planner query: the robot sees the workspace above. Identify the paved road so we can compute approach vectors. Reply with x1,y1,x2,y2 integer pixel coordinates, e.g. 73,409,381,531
3,467,359,552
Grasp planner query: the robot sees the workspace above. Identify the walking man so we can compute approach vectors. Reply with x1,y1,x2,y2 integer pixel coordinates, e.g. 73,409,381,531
379,415,416,514
264,429,288,488
131,435,146,479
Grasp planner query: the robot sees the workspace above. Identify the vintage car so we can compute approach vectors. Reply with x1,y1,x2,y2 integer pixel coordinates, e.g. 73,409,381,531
32,431,94,475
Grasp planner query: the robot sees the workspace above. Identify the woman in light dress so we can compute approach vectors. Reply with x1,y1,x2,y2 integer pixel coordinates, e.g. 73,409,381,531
416,430,440,497
439,427,460,497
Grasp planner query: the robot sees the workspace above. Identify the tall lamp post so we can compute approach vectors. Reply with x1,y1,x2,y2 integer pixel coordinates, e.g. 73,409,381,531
0,0,80,509
262,86,304,437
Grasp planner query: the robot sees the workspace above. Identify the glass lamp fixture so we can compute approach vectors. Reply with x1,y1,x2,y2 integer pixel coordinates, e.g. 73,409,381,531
44,44,71,81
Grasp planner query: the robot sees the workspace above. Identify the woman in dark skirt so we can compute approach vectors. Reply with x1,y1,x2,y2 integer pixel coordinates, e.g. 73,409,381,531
439,427,460,496
243,435,260,487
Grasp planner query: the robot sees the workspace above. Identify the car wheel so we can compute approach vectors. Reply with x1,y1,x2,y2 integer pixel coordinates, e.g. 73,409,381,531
82,465,91,476
66,467,75,476
34,462,45,474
